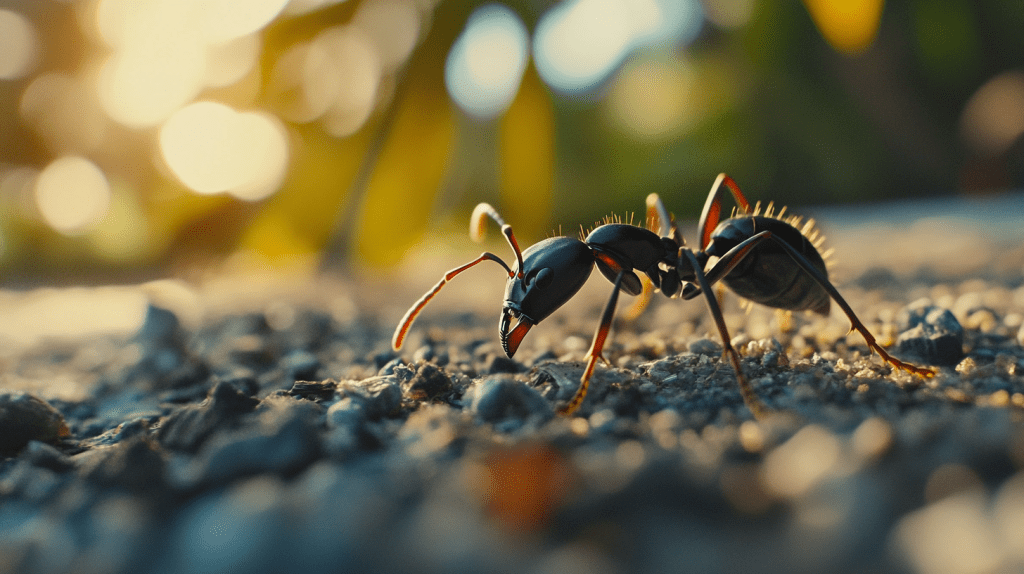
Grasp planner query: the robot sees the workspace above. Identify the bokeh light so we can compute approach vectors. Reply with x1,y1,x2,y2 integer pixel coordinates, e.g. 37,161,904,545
0,9,39,80
269,26,382,137
194,0,289,44
20,72,109,154
533,0,704,95
445,4,529,120
96,18,206,128
352,0,422,72
159,102,289,201
801,0,884,54
533,0,635,94
960,71,1024,156
92,0,287,129
630,0,704,48
606,56,697,141
317,27,383,138
204,34,261,89
34,156,112,235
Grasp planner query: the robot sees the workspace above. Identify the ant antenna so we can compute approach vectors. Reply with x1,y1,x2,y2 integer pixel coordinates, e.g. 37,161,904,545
471,203,524,278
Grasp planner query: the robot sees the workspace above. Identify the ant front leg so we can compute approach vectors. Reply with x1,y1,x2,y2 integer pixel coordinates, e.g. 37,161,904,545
680,249,767,419
559,271,625,416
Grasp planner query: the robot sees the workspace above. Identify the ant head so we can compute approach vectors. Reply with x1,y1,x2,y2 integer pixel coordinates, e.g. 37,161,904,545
500,236,594,357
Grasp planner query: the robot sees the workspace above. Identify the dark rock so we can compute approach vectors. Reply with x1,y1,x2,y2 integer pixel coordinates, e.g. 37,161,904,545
405,363,453,401
289,379,337,402
24,440,74,473
184,401,321,487
0,391,70,455
83,417,154,449
689,338,723,355
377,356,404,376
485,355,520,374
79,436,167,496
135,304,182,347
216,371,260,397
326,397,366,430
468,377,553,426
342,376,403,420
157,381,259,453
0,460,64,503
326,377,403,450
896,302,964,365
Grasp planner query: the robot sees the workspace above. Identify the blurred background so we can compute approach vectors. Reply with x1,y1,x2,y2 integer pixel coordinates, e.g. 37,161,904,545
0,0,1022,285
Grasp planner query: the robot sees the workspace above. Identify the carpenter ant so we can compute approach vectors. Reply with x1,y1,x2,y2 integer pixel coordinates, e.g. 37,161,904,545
392,174,934,417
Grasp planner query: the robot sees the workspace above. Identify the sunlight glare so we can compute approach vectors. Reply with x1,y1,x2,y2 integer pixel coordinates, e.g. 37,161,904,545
629,0,704,48
317,27,382,137
0,287,149,351
159,102,288,201
20,72,108,153
534,0,633,94
960,71,1024,156
352,0,421,72
445,4,529,120
34,157,112,235
95,0,207,129
197,0,290,43
205,34,261,89
607,56,696,140
0,9,39,80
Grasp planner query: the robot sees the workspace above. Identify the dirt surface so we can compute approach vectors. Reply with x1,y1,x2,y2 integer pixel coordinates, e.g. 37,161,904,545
2,192,1024,574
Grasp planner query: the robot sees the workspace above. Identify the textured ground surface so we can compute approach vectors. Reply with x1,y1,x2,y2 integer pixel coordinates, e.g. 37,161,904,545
2,192,1024,574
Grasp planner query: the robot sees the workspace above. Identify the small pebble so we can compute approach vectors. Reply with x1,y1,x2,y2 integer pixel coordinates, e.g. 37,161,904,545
896,301,964,366
0,391,71,455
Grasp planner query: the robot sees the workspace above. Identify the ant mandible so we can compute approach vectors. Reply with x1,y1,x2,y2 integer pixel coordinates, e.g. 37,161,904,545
392,174,934,418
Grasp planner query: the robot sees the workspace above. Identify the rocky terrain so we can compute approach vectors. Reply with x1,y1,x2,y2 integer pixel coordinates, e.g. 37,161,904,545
2,193,1024,574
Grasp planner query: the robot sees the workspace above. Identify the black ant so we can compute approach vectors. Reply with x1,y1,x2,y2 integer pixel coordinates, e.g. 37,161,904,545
392,174,934,417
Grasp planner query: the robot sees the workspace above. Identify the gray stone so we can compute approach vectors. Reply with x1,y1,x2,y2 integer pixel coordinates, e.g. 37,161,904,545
468,377,553,425
896,301,964,365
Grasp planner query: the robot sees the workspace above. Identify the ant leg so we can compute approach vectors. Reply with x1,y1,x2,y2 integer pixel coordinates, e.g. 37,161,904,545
623,275,654,321
763,237,936,378
699,174,753,250
392,252,513,350
680,249,767,419
559,271,626,416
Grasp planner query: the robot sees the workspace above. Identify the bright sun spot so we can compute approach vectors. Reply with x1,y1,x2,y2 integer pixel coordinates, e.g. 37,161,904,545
35,156,112,235
160,102,289,201
196,0,290,44
532,0,704,94
534,0,633,94
93,0,287,129
0,9,39,80
445,4,529,120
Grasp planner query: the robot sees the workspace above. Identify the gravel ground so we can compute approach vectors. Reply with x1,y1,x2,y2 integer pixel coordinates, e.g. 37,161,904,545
2,193,1024,574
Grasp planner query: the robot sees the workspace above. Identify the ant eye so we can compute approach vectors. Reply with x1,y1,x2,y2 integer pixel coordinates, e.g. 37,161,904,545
533,268,553,289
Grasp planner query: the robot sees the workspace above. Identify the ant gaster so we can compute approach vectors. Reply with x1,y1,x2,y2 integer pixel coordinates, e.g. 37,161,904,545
392,174,934,417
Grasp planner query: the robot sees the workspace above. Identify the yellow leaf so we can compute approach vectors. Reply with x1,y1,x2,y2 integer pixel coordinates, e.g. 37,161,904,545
802,0,884,54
